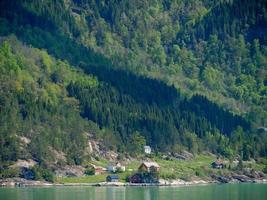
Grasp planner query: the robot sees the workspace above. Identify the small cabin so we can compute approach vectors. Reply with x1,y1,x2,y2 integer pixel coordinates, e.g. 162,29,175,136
116,162,126,172
94,166,106,175
211,160,225,169
88,164,106,175
107,162,126,172
138,162,160,172
144,146,152,154
107,164,117,172
106,175,119,182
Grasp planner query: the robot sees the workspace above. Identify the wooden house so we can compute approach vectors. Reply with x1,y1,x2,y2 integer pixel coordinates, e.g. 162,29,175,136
93,166,106,175
138,162,160,172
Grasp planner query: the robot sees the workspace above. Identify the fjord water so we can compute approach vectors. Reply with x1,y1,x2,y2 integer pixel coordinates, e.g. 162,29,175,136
0,184,267,200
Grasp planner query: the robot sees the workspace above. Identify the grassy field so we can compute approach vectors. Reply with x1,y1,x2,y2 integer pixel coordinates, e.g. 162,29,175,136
56,172,133,184
56,154,267,184
156,154,216,180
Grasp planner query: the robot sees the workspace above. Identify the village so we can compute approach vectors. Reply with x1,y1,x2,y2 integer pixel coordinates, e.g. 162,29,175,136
53,145,265,186
1,144,266,187
87,146,227,184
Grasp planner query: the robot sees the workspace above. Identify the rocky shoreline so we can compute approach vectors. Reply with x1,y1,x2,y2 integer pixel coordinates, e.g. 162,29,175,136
1,176,267,187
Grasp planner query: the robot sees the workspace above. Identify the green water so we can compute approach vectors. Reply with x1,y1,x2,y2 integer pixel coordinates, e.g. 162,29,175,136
0,184,267,200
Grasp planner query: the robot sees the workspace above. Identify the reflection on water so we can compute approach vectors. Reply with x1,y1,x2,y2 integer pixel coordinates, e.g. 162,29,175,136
0,184,267,200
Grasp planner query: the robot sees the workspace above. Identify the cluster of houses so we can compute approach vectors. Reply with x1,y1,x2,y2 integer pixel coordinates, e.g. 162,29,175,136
104,158,227,182
90,162,126,175
89,145,226,183
90,160,161,183
88,145,154,182
106,161,161,183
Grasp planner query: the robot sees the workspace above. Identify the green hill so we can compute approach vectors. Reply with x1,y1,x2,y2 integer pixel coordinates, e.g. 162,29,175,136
0,0,266,180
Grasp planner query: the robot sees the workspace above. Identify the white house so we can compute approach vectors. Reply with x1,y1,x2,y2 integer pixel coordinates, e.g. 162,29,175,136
107,162,126,172
116,162,126,172
144,145,151,154
107,164,117,172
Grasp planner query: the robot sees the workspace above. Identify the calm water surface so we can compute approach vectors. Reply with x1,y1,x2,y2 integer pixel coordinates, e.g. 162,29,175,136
0,184,267,200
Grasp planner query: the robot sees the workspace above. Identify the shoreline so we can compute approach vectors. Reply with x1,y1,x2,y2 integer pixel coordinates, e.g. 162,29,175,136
1,178,267,187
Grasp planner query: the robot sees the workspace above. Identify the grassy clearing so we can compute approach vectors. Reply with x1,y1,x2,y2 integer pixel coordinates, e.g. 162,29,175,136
56,171,132,184
56,154,216,183
56,154,267,183
155,154,216,180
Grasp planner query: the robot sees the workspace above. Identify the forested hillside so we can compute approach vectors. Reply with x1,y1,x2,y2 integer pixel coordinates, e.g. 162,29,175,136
0,0,266,177
1,0,266,121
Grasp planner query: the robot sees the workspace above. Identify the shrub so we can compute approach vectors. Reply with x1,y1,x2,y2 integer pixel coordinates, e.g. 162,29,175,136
0,168,20,178
195,167,207,177
160,172,177,180
262,166,267,174
42,170,54,182
32,166,55,182
84,167,95,175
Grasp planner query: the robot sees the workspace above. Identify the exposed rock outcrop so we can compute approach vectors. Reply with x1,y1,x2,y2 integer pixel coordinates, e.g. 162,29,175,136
10,159,37,169
55,165,85,177
172,151,194,160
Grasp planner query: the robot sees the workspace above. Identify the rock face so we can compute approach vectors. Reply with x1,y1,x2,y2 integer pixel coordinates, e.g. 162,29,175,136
10,159,37,169
212,175,232,183
55,165,85,177
232,175,254,183
50,149,67,164
172,151,194,160
19,136,31,145
243,168,265,179
84,136,119,161
0,178,52,186
211,169,267,184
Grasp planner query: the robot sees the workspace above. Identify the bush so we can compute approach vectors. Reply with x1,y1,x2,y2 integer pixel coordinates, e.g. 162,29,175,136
180,174,191,182
84,167,95,175
0,168,20,178
32,166,55,182
42,170,54,182
160,172,177,180
195,167,206,177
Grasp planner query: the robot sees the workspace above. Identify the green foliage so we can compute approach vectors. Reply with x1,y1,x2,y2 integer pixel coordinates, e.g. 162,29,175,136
129,132,146,155
32,166,55,182
195,167,208,177
0,0,266,121
84,167,95,176
0,168,20,178
0,38,99,166
0,0,266,170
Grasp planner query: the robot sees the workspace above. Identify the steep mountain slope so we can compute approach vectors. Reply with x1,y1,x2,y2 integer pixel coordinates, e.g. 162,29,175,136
0,1,266,121
0,36,254,161
0,0,266,178
0,37,98,166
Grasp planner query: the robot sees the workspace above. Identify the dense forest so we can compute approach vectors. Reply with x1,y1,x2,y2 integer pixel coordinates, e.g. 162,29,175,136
1,0,266,122
0,0,266,178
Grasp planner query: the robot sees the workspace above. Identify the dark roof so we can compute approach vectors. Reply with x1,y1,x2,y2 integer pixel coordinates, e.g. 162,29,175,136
140,162,160,168
107,175,119,179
